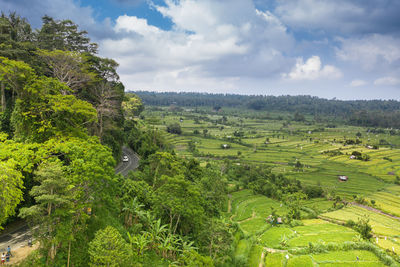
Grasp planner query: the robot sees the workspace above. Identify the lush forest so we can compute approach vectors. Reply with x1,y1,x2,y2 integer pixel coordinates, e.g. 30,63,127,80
134,91,400,129
0,13,234,266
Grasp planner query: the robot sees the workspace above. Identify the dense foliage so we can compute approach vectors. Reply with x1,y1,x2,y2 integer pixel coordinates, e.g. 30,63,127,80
0,13,236,266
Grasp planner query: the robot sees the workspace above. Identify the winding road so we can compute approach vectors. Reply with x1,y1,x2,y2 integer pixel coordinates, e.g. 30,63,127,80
115,146,140,176
0,146,139,257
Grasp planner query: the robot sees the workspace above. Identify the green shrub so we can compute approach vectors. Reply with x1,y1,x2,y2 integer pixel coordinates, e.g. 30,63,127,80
289,220,304,227
166,123,182,134
344,219,356,228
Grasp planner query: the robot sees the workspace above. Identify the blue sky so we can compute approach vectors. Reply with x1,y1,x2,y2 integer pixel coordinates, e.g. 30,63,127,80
1,0,400,100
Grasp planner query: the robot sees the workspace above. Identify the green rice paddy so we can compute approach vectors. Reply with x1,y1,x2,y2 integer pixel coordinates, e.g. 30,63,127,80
144,106,400,266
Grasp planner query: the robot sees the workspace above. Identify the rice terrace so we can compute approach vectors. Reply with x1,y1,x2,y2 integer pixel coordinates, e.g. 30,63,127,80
136,92,400,266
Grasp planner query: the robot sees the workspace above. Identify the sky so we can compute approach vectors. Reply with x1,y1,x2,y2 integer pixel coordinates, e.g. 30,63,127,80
1,0,400,100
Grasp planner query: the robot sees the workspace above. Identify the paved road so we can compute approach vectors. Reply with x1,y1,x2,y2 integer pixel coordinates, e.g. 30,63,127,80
0,146,139,252
115,146,140,176
0,221,31,253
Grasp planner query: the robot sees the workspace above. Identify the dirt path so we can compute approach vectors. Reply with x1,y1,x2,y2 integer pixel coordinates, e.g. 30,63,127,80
264,247,287,253
0,221,32,253
259,250,265,267
351,202,400,221
239,211,256,223
4,242,38,266
227,197,232,213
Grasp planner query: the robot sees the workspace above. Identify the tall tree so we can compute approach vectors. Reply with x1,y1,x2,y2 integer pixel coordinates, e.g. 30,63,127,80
36,16,97,53
0,159,24,228
88,226,131,267
154,175,204,235
122,93,144,119
90,81,120,141
0,56,35,109
11,76,97,142
1,12,32,42
37,49,94,94
19,160,73,263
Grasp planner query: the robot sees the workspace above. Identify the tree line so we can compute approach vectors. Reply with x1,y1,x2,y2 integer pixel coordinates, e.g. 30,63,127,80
133,91,400,128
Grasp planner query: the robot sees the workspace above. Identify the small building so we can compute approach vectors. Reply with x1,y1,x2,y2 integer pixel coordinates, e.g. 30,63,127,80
266,216,283,224
338,175,348,182
349,155,356,159
222,144,228,149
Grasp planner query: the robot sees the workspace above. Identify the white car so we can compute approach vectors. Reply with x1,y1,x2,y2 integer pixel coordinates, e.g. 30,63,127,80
122,156,129,162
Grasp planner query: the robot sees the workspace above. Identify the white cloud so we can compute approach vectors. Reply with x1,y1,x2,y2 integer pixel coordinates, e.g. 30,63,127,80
100,0,296,91
283,56,342,80
350,80,367,87
274,0,400,35
374,77,400,86
114,15,161,35
274,0,364,34
336,34,400,71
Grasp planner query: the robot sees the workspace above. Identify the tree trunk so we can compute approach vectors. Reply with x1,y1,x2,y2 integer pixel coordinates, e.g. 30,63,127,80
48,188,53,216
99,112,103,141
173,214,180,235
1,82,5,112
67,240,71,267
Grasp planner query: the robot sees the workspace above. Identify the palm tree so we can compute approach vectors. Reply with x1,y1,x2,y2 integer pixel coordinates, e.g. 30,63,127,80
145,218,168,250
122,197,144,228
127,232,150,256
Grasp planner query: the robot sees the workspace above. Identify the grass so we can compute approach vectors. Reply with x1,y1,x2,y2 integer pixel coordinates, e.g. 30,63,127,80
312,250,385,266
240,217,271,236
265,253,285,267
247,244,263,267
230,189,288,235
322,205,400,237
289,223,358,247
367,186,400,217
286,161,386,198
260,227,294,248
259,220,358,249
234,238,252,259
286,255,314,267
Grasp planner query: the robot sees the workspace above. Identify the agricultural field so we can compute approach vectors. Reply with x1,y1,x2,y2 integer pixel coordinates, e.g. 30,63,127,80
322,205,400,238
259,220,358,249
367,186,400,217
264,250,386,267
142,106,400,266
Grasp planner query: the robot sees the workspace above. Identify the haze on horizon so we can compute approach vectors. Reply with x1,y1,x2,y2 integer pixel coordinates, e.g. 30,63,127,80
1,0,400,100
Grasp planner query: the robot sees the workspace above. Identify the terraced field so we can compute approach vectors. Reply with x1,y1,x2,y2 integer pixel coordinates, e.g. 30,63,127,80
322,205,400,237
367,186,400,217
259,220,358,249
143,106,400,266
230,189,287,235
287,161,386,198
228,190,394,266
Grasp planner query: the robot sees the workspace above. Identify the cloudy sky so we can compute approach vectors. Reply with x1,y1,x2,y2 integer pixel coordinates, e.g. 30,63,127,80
1,0,400,100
